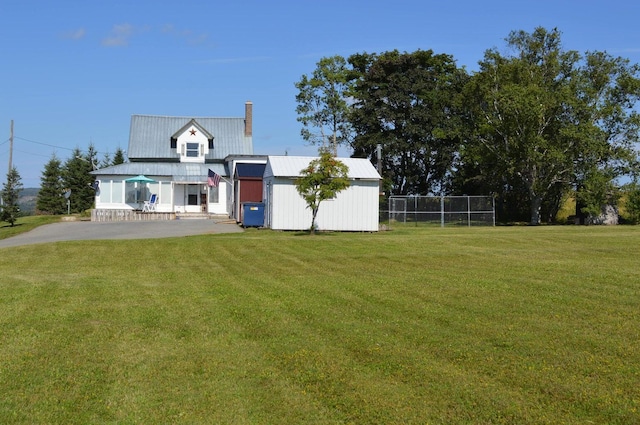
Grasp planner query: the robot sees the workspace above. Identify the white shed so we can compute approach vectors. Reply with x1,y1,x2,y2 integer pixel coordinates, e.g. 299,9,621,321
263,156,381,232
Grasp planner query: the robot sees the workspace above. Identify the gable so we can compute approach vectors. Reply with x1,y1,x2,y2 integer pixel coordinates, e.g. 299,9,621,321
171,119,214,148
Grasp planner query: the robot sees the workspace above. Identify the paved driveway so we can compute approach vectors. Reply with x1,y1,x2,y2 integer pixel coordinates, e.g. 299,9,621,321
0,219,244,248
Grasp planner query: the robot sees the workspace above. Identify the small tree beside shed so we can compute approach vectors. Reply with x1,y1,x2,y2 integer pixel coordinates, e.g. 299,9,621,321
295,150,350,234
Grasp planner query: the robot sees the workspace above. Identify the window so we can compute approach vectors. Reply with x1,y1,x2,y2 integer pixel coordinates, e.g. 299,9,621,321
160,183,171,205
99,181,111,203
112,180,122,203
186,143,199,157
210,185,218,203
187,185,199,205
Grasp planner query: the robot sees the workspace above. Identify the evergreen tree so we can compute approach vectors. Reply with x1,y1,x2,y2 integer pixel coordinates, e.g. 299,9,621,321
1,167,23,226
100,152,112,169
112,147,126,165
62,147,96,213
37,154,67,215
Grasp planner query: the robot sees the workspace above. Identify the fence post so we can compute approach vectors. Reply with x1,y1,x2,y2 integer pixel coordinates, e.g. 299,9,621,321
468,196,471,227
493,196,496,226
441,196,445,228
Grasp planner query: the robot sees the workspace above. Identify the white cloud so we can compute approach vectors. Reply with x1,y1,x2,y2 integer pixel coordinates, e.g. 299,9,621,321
102,23,134,47
62,28,86,40
161,23,210,46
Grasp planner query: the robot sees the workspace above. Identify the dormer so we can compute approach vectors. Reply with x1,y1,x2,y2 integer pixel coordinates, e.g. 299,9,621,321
170,119,214,163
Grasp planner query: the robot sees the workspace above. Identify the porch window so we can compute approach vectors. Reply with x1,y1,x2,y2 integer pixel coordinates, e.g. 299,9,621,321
97,181,110,203
112,180,122,203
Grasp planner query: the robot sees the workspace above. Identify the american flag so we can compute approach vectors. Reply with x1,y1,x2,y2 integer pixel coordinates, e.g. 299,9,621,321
208,169,221,187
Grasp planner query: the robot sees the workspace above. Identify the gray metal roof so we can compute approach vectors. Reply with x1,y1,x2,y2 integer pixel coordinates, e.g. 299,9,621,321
127,115,252,161
264,156,381,180
91,162,228,183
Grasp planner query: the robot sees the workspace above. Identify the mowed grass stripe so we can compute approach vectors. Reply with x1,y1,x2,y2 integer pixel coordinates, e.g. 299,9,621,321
0,226,639,424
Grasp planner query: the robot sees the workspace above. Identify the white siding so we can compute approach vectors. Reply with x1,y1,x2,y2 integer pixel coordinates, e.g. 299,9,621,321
94,175,227,214
263,156,380,232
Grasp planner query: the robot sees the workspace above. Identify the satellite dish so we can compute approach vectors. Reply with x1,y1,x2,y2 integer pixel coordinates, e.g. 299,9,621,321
64,190,71,199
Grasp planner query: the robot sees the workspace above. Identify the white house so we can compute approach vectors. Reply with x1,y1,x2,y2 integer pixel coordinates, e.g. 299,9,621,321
91,102,260,217
263,156,381,232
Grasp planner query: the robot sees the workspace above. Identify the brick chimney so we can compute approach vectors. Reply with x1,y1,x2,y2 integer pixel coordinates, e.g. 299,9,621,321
244,101,253,137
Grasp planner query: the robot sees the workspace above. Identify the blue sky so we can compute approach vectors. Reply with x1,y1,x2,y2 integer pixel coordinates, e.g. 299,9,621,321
1,0,639,187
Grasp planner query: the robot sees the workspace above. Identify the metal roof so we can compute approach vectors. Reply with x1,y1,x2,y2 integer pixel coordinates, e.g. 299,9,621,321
127,115,252,161
91,162,228,183
264,156,381,180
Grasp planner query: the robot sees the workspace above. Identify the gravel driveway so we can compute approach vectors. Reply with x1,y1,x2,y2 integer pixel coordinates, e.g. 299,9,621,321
0,219,244,248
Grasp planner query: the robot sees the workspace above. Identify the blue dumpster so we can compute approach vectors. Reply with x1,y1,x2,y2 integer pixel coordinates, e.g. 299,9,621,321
242,202,264,227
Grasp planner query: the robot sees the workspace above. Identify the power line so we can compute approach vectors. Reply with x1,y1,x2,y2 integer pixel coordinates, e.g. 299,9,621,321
13,135,118,158
14,148,54,158
15,136,76,152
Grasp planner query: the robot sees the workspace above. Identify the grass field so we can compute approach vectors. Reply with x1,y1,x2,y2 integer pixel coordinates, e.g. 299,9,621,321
0,215,61,240
0,225,639,424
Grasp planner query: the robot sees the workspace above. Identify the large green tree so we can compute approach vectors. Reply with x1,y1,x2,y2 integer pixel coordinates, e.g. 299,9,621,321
295,56,355,155
37,154,66,215
1,167,23,226
295,149,350,234
349,49,468,195
461,27,640,224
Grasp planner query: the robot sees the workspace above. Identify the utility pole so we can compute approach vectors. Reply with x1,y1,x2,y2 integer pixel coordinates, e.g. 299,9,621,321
8,120,14,171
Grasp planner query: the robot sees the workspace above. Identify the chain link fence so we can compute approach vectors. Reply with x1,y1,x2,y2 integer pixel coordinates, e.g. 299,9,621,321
381,195,495,228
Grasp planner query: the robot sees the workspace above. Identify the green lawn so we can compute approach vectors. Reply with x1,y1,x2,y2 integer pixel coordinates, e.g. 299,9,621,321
0,226,638,424
0,215,61,240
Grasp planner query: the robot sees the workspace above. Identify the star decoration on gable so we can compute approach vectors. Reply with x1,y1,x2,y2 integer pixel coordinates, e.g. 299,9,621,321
190,129,197,136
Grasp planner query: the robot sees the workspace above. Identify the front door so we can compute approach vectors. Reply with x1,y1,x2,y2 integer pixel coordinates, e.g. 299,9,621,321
185,184,201,213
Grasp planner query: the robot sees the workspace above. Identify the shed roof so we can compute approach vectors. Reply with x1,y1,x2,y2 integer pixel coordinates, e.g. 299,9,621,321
127,115,252,161
235,163,266,178
264,156,381,180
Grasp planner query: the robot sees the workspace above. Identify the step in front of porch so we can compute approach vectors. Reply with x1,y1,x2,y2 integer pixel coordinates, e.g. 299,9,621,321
175,212,229,221
91,210,231,222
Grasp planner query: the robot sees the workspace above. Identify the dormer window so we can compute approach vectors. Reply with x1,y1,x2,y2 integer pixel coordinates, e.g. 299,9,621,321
186,143,200,157
171,119,214,163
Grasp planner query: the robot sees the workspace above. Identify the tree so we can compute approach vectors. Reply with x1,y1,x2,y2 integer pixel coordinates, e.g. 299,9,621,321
461,27,640,224
295,149,350,234
349,49,468,195
1,167,23,226
111,147,126,165
624,182,640,224
295,56,355,154
63,146,97,213
37,154,66,215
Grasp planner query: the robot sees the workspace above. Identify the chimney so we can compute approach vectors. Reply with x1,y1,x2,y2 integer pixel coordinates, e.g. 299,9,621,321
244,101,253,137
